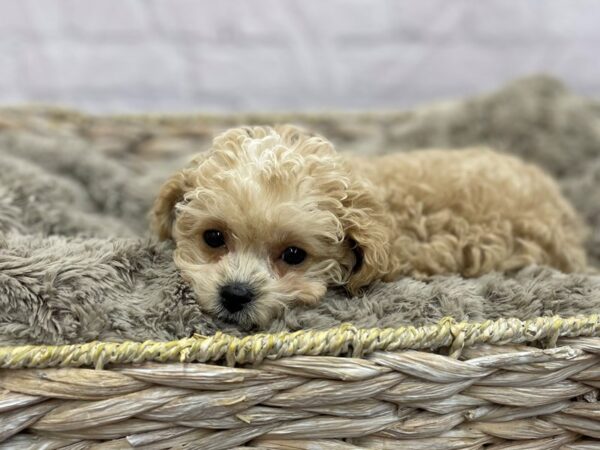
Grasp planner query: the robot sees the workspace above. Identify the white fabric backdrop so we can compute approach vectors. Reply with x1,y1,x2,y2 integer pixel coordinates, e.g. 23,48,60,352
1,0,598,112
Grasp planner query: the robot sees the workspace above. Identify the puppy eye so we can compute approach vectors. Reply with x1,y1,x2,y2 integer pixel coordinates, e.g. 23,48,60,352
281,246,307,265
203,229,226,248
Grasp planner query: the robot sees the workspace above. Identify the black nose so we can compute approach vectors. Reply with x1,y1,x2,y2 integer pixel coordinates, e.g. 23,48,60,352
220,283,254,313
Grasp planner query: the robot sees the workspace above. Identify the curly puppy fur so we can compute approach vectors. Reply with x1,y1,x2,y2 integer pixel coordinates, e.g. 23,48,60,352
152,125,587,328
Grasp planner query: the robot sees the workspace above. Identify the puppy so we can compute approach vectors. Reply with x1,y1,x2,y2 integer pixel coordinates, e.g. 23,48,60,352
152,125,587,328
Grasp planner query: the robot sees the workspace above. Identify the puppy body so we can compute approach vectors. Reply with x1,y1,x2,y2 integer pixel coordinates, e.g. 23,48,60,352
152,126,586,328
355,148,586,280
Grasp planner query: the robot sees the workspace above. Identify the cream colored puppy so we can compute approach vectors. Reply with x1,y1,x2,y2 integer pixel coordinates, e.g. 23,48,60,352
152,125,587,329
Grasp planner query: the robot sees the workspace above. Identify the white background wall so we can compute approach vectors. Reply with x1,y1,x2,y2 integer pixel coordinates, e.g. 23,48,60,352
1,0,599,112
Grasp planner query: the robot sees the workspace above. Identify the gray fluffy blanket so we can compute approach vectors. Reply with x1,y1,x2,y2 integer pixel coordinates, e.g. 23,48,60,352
1,76,600,345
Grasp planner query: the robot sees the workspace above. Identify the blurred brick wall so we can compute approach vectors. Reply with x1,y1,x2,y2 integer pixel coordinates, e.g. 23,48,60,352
1,0,599,112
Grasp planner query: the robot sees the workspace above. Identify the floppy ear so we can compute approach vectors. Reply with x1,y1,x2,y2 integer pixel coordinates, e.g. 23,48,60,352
150,171,191,240
150,154,207,240
340,175,393,296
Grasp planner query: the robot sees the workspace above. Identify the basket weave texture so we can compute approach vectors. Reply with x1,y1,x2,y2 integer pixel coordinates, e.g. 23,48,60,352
1,316,600,449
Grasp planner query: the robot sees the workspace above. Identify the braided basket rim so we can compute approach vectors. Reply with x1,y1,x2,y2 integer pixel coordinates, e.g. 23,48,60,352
0,315,598,370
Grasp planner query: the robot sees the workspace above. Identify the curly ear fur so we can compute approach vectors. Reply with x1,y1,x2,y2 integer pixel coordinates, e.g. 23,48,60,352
150,154,208,240
150,171,189,240
340,171,394,296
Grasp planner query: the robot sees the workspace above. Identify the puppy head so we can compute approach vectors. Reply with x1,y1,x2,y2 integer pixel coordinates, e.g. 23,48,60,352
151,125,390,329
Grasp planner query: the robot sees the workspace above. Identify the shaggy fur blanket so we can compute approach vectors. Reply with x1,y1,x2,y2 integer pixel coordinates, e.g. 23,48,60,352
1,76,599,345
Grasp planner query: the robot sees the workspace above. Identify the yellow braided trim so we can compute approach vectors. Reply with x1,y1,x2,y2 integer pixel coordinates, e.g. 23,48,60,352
0,315,598,369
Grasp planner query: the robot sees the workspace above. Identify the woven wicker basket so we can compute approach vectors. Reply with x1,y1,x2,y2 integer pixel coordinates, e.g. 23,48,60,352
1,316,599,449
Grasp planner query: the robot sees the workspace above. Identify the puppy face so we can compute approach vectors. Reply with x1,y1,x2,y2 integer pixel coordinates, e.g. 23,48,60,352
152,126,390,329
